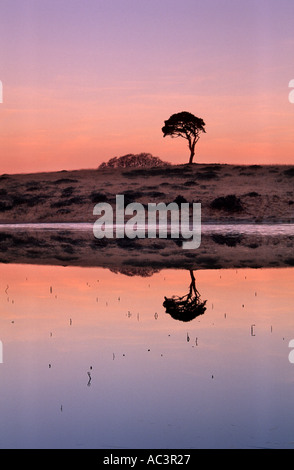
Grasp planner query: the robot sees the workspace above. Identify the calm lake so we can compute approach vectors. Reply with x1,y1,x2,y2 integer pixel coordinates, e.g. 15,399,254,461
0,255,294,448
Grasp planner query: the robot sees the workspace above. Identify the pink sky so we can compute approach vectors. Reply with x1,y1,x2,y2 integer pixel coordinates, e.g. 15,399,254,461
0,0,293,174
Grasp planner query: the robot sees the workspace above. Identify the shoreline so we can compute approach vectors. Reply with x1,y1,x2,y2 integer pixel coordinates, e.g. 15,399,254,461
0,224,292,271
0,221,293,229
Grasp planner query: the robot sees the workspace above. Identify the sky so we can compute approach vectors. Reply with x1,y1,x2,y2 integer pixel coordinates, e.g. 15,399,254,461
0,0,294,173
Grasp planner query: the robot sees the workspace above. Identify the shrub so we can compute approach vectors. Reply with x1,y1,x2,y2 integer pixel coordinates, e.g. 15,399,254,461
284,168,294,177
99,153,170,169
90,192,109,203
173,195,188,204
210,195,243,212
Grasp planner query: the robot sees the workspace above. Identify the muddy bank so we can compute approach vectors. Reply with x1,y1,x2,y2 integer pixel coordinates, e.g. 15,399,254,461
0,227,293,272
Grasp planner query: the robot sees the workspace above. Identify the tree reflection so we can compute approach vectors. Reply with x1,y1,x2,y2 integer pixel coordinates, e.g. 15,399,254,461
163,270,207,322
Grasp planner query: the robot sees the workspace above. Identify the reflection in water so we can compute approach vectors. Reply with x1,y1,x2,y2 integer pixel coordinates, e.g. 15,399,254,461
87,366,92,386
0,262,294,449
163,270,207,322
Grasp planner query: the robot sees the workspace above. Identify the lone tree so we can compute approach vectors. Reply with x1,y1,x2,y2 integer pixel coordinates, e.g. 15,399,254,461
163,270,207,322
162,111,206,164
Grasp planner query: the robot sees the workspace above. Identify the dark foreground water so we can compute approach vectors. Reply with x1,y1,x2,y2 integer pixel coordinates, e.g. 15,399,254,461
0,262,293,449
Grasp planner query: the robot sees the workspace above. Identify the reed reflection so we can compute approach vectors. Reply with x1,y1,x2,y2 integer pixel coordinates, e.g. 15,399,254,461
163,270,207,322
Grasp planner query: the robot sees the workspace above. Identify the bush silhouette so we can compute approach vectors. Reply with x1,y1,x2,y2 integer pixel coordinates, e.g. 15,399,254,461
99,153,170,169
210,195,243,212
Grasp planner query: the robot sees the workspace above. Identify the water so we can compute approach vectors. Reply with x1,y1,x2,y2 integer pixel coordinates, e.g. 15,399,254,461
1,223,294,236
0,262,293,449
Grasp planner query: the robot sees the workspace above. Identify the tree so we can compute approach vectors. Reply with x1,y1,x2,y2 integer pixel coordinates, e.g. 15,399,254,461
162,111,206,164
99,153,170,169
163,270,207,322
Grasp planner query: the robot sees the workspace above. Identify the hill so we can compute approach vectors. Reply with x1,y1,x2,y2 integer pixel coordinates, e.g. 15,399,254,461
0,163,293,224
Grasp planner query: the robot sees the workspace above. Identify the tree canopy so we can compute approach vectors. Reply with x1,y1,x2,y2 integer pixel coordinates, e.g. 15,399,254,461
162,111,206,164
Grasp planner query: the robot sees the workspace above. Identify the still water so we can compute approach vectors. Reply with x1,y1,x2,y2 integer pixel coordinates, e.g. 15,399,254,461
0,263,293,449
1,222,294,236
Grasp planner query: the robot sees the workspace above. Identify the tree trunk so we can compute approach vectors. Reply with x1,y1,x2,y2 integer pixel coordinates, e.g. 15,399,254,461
188,147,195,164
189,270,198,297
188,140,195,164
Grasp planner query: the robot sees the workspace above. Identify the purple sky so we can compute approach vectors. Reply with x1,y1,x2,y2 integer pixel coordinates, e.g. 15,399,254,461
0,0,294,172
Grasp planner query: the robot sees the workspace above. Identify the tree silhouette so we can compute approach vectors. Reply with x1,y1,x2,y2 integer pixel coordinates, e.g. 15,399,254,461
163,270,207,322
162,111,206,164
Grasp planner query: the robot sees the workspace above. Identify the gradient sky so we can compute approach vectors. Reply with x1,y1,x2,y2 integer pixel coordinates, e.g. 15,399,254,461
0,0,294,173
